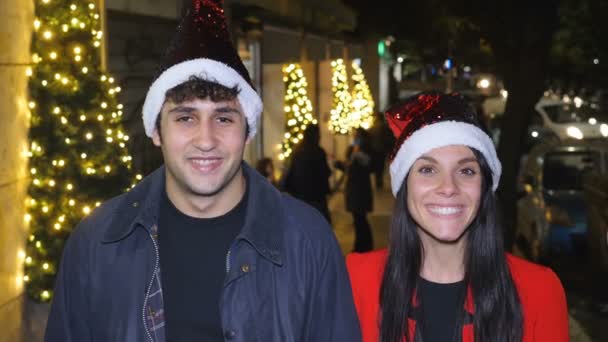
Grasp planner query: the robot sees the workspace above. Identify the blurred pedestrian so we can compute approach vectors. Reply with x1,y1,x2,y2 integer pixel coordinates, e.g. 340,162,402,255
347,92,568,342
345,128,374,252
282,124,332,223
256,157,277,186
369,112,395,190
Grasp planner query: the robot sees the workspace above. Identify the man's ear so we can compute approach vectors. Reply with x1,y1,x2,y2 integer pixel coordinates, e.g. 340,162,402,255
152,126,162,147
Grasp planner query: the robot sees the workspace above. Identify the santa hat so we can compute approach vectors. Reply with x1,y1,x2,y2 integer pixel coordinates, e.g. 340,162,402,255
385,92,501,196
142,0,262,139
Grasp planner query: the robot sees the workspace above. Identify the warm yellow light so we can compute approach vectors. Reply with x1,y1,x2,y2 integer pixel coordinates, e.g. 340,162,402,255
74,46,81,54
26,67,33,77
43,30,53,40
105,166,111,173
25,257,32,264
80,153,87,159
80,115,86,121
42,206,49,213
75,55,82,62
54,223,61,230
30,168,37,174
101,102,108,108
53,107,60,114
83,206,91,215
136,174,143,180
61,117,68,124
85,133,93,140
36,241,41,248
61,78,68,84
108,77,115,83
18,250,26,259
66,183,73,190
49,180,56,187
62,24,69,32
24,214,31,223
34,19,41,30
68,199,75,206
94,41,100,47
81,67,89,74
49,52,57,59
70,4,76,10
106,137,113,143
58,215,65,222
43,263,49,270
89,3,95,9
23,275,30,282
41,291,50,300
42,0,50,4
41,80,48,86
58,159,65,166
97,115,104,121
79,22,85,29
28,101,36,109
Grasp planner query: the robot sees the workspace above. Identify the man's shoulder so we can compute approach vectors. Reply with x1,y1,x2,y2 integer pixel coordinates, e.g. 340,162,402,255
278,192,331,231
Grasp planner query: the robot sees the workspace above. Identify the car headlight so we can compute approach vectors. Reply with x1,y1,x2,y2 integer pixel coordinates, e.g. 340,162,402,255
600,123,608,137
566,126,584,139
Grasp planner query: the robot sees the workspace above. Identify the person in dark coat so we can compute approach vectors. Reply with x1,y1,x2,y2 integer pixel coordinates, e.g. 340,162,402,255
282,124,332,223
345,128,374,252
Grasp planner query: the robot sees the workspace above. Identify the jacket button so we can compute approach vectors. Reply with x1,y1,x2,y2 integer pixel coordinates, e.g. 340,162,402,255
241,264,250,273
132,201,139,207
224,330,236,339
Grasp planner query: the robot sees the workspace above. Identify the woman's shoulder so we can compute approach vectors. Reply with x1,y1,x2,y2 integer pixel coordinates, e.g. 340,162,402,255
506,253,566,305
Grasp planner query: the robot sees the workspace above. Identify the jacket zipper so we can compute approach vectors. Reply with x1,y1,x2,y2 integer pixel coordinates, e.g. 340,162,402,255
225,248,232,273
143,230,160,342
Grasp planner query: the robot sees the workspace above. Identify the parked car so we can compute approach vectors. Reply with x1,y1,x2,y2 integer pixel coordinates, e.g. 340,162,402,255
583,172,608,273
534,98,608,140
516,139,608,263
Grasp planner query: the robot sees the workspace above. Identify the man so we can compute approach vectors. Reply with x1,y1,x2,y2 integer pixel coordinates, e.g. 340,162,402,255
44,1,360,341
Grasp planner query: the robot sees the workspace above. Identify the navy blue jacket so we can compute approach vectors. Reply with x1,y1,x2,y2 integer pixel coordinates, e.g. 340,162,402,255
45,163,361,342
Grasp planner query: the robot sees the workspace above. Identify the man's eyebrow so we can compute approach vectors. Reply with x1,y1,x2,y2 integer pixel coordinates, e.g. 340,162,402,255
168,106,196,114
215,106,242,114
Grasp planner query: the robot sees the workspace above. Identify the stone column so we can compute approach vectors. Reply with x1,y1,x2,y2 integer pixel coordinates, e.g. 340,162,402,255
0,0,34,341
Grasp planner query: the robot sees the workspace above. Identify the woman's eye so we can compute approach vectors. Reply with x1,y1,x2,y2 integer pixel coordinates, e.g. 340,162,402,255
418,166,435,174
460,167,477,176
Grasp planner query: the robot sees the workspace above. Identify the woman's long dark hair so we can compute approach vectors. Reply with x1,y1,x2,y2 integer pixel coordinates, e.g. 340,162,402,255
379,149,523,342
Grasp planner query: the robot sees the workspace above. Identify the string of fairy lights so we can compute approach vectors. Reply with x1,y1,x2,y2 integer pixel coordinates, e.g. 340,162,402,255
349,60,375,130
23,0,140,302
279,63,317,160
328,59,352,135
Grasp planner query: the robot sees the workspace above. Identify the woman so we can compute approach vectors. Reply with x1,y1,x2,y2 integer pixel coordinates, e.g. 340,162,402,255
345,128,374,252
347,92,568,342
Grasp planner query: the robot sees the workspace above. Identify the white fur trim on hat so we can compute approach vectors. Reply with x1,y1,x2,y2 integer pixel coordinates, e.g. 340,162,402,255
389,121,501,196
142,58,263,139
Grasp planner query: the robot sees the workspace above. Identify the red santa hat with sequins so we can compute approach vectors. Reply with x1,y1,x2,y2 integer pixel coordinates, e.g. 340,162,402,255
385,92,501,196
142,0,262,139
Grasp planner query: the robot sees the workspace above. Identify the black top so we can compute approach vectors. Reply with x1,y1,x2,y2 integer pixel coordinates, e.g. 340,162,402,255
158,186,247,342
417,277,467,342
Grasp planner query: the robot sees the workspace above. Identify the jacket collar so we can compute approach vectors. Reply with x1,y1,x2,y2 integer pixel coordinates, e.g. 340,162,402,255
102,163,284,265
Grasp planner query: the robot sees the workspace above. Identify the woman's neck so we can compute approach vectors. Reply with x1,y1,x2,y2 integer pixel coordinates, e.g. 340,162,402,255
419,233,467,284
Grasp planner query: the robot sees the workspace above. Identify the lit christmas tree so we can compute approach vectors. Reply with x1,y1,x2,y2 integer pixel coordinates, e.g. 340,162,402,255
328,59,352,135
25,0,138,302
350,60,375,130
279,63,316,160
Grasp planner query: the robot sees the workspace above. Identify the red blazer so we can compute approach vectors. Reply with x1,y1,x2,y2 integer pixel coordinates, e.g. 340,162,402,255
347,249,569,342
